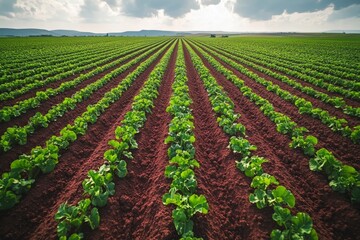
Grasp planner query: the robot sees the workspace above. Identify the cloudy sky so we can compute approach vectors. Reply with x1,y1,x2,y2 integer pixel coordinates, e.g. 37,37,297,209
0,0,359,32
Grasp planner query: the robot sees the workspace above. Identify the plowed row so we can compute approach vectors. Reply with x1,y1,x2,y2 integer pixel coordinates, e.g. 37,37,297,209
0,37,359,240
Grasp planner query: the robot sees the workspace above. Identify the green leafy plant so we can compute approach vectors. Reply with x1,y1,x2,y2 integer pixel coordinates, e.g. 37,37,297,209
236,156,267,177
82,163,115,207
290,135,318,156
229,136,257,157
55,199,99,239
271,206,318,240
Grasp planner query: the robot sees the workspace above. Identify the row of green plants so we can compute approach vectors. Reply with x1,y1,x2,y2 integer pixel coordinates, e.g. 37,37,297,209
235,45,360,82
0,37,157,77
240,47,360,91
0,41,166,102
0,40,151,84
194,41,360,118
185,41,318,239
0,41,168,152
189,41,360,203
0,43,95,78
233,46,360,88
0,41,172,211
162,42,208,240
0,40,169,123
192,40,360,142
55,40,176,240
204,42,360,101
201,37,360,78
0,46,128,93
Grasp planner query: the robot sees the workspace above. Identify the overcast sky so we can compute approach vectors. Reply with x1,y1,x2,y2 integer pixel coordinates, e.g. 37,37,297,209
0,0,359,32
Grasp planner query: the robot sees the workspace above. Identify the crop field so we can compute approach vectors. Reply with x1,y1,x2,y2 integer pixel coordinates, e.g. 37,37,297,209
0,35,359,240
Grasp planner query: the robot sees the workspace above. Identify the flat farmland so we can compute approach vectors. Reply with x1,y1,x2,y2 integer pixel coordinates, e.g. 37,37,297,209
0,35,359,240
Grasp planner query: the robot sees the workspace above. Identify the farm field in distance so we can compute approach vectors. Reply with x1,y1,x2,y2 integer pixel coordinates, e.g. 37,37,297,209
0,34,359,240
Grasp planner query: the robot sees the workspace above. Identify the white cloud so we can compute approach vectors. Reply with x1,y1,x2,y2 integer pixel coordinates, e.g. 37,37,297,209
0,0,359,32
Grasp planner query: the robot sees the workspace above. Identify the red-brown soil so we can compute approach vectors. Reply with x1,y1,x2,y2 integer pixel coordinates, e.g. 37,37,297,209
184,42,276,239
0,41,173,240
0,41,167,133
0,39,359,240
85,41,178,240
187,41,360,240
0,47,122,94
202,45,359,128
192,42,360,171
204,43,360,108
0,42,164,109
0,41,171,174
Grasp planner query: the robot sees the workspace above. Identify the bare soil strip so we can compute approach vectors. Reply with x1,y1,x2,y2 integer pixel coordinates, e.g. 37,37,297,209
0,41,171,174
0,41,168,133
0,42,172,240
85,41,178,240
184,42,275,239
192,42,360,170
0,43,160,108
188,41,360,240
205,43,360,108
205,46,359,126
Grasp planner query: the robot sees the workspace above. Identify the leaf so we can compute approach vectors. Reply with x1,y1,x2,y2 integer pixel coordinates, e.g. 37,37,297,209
57,221,69,237
249,189,268,209
10,159,32,173
172,208,194,237
270,229,286,240
309,228,319,240
165,136,174,144
309,158,321,171
68,233,84,240
189,194,209,214
104,149,117,163
0,190,19,210
162,192,182,206
165,165,178,178
306,135,318,145
88,207,100,229
291,212,314,235
251,173,279,190
108,140,120,149
271,186,295,208
116,160,127,178
272,206,291,227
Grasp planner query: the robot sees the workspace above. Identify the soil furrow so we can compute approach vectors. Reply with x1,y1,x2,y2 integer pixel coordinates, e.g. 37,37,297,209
184,42,274,239
189,40,360,240
86,41,178,240
0,43,172,240
201,45,359,126
207,44,360,108
192,42,360,170
0,41,168,133
0,41,167,108
0,42,170,174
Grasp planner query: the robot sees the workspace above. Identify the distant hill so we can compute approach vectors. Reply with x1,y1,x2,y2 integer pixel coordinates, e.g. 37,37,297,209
51,29,103,36
0,28,57,37
4,28,359,37
325,30,360,34
0,28,241,37
109,30,189,36
0,28,105,37
0,28,190,37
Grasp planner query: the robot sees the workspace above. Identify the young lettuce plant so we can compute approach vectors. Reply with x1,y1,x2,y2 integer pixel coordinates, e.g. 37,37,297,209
290,135,318,156
82,165,115,207
55,198,99,239
271,206,318,240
